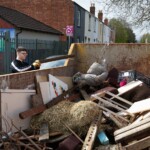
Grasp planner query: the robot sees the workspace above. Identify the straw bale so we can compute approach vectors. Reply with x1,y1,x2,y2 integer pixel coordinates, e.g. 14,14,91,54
30,100,100,136
30,100,74,132
70,100,100,126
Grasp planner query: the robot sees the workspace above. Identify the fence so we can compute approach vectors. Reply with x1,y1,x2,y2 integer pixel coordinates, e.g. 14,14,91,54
0,31,67,74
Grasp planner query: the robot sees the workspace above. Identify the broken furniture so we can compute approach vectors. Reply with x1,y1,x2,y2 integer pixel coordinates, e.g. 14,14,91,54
91,90,134,125
114,117,150,150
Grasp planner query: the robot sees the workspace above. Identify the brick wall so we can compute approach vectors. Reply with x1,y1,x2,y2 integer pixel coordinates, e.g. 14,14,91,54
0,18,14,28
0,0,74,40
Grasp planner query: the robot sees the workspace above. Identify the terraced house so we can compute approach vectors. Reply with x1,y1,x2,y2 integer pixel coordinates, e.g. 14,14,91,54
0,0,115,44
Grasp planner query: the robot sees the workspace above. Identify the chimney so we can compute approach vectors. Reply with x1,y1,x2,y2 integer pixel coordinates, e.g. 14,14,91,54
90,3,95,15
98,10,103,22
104,18,108,26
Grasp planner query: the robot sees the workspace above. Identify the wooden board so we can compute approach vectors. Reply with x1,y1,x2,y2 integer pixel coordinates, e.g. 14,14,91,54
1,89,35,132
19,105,46,119
39,82,51,104
115,121,150,142
114,117,150,136
114,117,150,143
82,111,103,150
118,80,143,95
125,136,150,150
127,98,150,114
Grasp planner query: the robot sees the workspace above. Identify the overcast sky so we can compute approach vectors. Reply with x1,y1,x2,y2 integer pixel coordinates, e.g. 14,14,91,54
73,0,146,41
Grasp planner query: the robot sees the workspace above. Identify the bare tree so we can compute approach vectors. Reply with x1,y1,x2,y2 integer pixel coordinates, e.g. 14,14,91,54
94,0,150,27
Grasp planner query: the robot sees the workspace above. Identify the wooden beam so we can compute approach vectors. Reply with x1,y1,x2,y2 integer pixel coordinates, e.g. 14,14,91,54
19,86,78,119
125,136,150,150
40,54,75,63
82,110,103,150
115,121,150,142
80,89,90,100
92,94,134,117
97,104,129,123
114,117,150,136
105,91,133,106
19,105,46,119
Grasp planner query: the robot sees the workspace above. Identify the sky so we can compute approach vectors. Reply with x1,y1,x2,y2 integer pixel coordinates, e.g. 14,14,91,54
72,0,146,41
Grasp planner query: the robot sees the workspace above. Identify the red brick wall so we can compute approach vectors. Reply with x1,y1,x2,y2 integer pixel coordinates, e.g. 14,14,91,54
0,0,74,40
0,18,14,28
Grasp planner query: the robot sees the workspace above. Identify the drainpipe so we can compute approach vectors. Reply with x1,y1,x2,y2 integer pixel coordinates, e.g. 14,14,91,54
16,28,22,48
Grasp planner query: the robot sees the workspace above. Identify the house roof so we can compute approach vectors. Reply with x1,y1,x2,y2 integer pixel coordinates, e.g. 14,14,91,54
0,6,63,35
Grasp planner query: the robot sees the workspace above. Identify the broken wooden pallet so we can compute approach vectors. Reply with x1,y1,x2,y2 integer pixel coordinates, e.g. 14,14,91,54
114,117,150,147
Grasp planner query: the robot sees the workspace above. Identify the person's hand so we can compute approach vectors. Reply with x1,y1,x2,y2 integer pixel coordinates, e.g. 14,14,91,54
32,60,41,69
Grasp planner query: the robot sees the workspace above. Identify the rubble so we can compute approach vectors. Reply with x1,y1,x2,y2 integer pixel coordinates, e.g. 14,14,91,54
0,66,150,150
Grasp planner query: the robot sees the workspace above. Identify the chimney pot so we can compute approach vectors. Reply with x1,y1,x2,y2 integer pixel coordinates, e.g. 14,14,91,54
104,18,108,26
90,3,95,15
98,10,103,22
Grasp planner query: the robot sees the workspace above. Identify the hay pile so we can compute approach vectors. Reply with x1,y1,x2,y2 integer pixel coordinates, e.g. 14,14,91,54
30,100,100,136
70,101,100,126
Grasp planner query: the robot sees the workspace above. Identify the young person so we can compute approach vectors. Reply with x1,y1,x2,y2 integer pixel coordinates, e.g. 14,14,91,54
10,46,40,73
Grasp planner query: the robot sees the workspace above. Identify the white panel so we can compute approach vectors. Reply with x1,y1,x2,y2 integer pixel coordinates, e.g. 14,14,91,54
39,82,51,104
1,89,35,132
48,74,68,100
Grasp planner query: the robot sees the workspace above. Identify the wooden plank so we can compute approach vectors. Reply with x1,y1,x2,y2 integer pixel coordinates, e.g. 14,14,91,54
109,114,127,128
92,94,133,117
127,98,150,114
19,105,46,119
114,117,150,136
39,122,49,141
103,96,128,109
82,111,103,150
39,82,51,104
105,91,133,105
19,86,78,119
40,54,75,63
117,80,143,94
62,122,83,143
80,89,90,100
125,136,150,150
115,122,150,142
97,104,130,123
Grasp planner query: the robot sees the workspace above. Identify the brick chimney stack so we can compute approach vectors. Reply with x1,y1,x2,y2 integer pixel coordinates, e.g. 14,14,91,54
104,18,108,26
90,3,95,15
98,10,103,22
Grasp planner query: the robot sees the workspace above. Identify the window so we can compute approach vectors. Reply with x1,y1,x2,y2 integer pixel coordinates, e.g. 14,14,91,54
88,15,91,31
77,10,81,27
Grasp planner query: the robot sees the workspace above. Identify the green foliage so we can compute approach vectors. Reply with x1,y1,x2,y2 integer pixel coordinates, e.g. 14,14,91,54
140,33,150,43
109,18,136,43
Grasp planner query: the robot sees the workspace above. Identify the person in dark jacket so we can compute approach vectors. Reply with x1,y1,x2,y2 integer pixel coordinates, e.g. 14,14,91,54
10,46,40,73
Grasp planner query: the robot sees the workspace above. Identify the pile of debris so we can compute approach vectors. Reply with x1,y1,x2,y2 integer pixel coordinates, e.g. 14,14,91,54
0,62,150,150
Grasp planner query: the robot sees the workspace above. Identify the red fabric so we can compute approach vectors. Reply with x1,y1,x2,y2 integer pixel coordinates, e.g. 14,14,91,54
119,79,127,87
